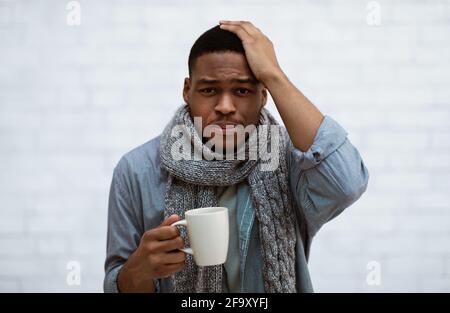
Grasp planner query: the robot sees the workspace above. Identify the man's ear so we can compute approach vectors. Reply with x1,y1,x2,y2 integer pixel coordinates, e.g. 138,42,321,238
261,87,268,107
183,77,191,105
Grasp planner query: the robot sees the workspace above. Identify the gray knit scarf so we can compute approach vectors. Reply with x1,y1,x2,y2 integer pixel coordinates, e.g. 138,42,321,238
159,104,297,293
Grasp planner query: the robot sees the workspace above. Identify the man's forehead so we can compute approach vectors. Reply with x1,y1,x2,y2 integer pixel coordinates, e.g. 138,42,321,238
196,51,247,64
195,76,259,85
193,52,256,79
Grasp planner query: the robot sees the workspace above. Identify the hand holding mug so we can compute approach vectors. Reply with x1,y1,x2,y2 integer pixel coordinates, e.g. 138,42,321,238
117,214,186,292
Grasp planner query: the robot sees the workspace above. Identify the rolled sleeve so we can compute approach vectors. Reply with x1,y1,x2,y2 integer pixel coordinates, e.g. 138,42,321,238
104,265,122,293
286,115,369,237
289,116,348,170
104,264,161,293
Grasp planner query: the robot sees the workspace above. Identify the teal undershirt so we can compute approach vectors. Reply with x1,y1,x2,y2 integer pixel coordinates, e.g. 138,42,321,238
218,183,240,293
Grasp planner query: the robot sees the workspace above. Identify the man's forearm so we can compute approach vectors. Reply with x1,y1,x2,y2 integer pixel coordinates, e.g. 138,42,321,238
117,256,156,293
264,71,324,152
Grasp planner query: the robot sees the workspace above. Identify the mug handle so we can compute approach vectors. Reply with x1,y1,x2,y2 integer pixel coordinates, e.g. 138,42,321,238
171,219,194,255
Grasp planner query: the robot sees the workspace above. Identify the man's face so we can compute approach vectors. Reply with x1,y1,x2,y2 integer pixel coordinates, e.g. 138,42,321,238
183,52,267,152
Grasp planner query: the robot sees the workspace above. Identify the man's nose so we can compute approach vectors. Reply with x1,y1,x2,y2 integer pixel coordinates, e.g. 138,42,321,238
215,94,236,115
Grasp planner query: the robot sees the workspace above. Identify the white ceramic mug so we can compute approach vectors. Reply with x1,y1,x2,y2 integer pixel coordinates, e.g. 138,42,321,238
171,207,229,266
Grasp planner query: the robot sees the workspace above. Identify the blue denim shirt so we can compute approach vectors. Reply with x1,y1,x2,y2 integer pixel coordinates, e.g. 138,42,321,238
104,115,369,293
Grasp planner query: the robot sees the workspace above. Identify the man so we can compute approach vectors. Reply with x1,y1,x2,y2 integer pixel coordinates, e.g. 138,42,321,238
104,21,369,293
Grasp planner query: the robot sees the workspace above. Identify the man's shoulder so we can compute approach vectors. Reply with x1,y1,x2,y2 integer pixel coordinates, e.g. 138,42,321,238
114,134,162,176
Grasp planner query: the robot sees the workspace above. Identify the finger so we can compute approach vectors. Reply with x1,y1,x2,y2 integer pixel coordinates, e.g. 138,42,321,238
158,235,184,252
163,251,186,264
219,20,248,25
219,23,252,42
152,225,180,241
160,214,180,227
220,20,260,37
161,262,186,277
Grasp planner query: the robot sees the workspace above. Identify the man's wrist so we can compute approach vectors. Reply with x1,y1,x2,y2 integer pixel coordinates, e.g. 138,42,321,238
117,262,156,293
261,68,288,90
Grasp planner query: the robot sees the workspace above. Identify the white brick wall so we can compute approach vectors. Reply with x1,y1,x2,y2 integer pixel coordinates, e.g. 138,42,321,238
0,0,449,292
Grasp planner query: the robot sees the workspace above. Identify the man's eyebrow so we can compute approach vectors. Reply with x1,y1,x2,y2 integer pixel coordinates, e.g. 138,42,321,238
232,78,259,85
196,77,259,85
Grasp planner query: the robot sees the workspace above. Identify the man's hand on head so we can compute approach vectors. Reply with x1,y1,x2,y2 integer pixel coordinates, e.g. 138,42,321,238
220,20,324,152
219,20,284,86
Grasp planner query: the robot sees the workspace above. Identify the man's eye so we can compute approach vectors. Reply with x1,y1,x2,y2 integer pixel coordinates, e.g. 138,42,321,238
236,88,250,95
200,88,215,94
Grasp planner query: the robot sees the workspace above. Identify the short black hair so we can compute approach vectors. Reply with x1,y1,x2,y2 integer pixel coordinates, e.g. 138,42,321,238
188,25,245,77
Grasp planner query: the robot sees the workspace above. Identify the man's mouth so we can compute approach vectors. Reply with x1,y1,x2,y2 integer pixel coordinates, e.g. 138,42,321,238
220,125,237,134
212,122,240,134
